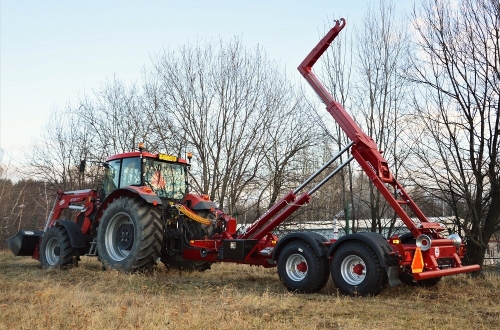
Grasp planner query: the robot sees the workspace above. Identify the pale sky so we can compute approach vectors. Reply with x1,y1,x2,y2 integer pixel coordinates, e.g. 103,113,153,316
0,0,410,164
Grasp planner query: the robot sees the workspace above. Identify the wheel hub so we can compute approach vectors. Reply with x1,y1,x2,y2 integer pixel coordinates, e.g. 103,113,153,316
46,237,61,265
352,263,364,275
286,254,308,281
117,224,134,250
341,255,367,285
105,212,135,262
296,261,307,272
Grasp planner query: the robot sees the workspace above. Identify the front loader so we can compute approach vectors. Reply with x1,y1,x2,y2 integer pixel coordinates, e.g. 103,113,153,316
8,18,480,296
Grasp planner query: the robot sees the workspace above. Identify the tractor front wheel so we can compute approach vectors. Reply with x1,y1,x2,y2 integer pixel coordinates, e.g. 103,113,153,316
277,240,329,293
97,197,162,272
331,241,386,296
39,226,77,269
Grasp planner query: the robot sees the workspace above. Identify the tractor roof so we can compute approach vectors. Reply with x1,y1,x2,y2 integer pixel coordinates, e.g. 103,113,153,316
105,151,188,164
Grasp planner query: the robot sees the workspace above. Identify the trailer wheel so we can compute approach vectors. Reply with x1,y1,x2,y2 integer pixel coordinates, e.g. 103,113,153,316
97,197,162,272
331,241,386,296
277,240,329,294
39,226,77,269
399,233,442,287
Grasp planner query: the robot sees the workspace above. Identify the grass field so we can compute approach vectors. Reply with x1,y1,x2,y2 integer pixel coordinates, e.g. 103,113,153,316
1,250,499,330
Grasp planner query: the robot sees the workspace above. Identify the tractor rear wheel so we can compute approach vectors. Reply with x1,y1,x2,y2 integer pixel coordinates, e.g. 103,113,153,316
277,240,329,293
97,197,162,272
331,241,386,296
39,226,77,269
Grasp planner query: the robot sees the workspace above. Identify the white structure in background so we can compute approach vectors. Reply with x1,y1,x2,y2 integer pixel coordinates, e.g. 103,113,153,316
485,239,500,266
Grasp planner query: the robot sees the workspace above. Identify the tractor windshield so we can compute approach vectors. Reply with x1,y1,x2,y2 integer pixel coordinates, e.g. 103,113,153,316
144,159,187,200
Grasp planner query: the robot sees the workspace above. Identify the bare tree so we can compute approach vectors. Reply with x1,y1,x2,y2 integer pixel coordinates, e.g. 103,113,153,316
409,0,500,268
319,16,357,234
260,93,321,209
21,35,327,229
0,163,14,246
148,38,320,215
345,0,413,235
27,111,88,191
75,77,160,158
0,173,49,248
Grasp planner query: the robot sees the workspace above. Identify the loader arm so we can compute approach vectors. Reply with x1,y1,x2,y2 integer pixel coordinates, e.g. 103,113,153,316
44,189,98,233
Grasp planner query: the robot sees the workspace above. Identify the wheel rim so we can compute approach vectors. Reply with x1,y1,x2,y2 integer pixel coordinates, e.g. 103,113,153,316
45,237,60,265
285,253,308,281
340,255,366,285
105,212,134,261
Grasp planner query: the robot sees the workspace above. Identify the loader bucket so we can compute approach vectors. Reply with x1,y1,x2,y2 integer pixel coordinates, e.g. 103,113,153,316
7,230,44,256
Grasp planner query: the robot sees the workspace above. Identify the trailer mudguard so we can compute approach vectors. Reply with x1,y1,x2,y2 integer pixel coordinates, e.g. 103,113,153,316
54,220,86,249
272,232,329,261
328,232,401,286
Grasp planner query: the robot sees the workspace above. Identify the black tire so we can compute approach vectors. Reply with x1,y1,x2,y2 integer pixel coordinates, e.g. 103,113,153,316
39,226,77,269
331,241,386,296
277,240,330,294
399,233,442,287
97,197,162,272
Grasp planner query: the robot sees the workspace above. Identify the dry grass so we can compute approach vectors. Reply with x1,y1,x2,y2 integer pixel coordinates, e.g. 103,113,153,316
1,250,499,330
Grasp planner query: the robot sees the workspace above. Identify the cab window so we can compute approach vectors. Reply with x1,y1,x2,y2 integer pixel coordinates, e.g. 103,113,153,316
144,159,187,200
120,158,141,187
103,159,121,196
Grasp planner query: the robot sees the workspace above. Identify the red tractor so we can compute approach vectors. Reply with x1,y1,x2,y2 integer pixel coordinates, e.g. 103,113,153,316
9,19,480,296
9,144,219,272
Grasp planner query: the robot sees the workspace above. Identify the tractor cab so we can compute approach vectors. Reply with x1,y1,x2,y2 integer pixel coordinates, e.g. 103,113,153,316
101,147,219,244
103,150,189,203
